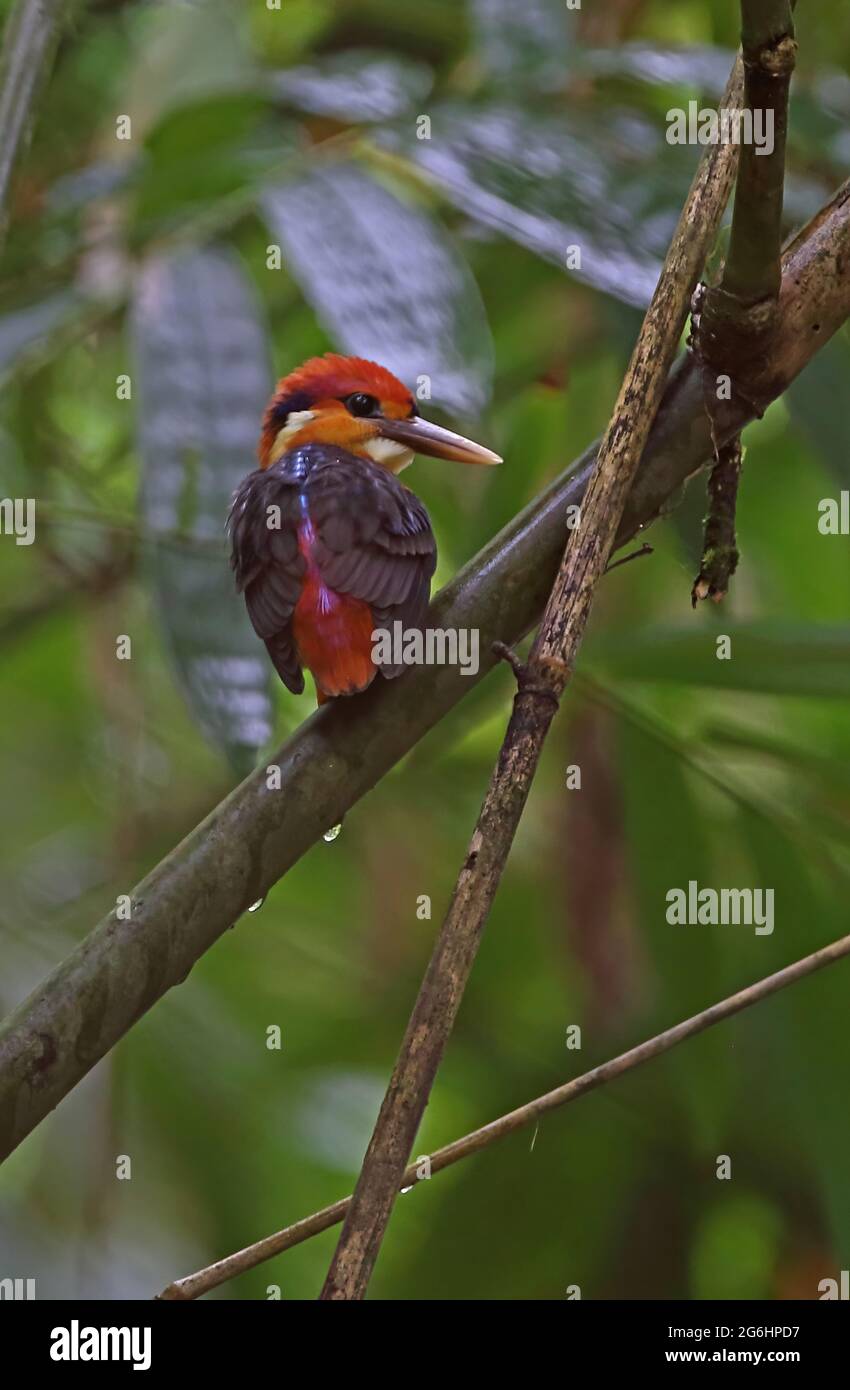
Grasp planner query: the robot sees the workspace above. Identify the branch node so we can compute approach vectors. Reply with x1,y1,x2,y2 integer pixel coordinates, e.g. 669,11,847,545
745,34,798,75
492,642,563,711
491,640,525,681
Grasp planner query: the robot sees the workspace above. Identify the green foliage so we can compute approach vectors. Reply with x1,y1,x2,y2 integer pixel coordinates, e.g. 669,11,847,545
1,0,849,1302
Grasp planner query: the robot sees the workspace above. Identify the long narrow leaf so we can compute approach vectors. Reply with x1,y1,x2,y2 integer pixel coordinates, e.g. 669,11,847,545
131,246,274,773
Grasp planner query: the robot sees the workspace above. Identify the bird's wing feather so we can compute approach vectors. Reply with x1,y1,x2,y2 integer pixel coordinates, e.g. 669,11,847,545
227,459,306,694
307,451,436,675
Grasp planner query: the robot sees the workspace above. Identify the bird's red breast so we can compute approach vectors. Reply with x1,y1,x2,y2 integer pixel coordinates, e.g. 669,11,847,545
290,512,375,702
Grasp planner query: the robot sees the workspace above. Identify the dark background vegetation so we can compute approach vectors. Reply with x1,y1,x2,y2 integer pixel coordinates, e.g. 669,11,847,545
1,0,849,1299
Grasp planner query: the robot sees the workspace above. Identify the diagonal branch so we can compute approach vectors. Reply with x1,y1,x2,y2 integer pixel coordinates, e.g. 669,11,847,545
1,177,849,1167
318,63,745,1301
159,930,850,1299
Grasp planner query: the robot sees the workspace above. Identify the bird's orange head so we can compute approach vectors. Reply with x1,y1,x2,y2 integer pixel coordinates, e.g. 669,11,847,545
258,353,501,473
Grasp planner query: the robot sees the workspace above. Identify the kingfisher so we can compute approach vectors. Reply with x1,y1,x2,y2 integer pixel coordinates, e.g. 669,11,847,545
228,354,501,704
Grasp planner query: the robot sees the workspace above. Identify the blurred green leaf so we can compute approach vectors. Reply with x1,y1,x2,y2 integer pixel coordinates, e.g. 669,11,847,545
144,93,268,168
690,1195,781,1299
248,0,335,66
133,93,285,239
617,715,732,1149
706,720,850,801
738,813,850,1255
123,0,259,131
130,245,274,774
261,162,494,414
593,623,850,697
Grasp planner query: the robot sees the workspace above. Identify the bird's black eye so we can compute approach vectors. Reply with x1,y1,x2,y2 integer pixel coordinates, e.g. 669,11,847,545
343,393,381,417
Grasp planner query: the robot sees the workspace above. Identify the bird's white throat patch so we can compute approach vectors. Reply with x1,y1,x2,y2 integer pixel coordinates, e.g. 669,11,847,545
362,436,415,472
271,410,316,462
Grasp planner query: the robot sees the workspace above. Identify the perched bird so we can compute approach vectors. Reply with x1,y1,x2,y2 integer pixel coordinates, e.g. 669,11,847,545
228,354,501,704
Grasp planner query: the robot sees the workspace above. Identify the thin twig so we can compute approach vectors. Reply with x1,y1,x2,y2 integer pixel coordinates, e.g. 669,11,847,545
318,62,746,1302
158,930,850,1300
605,542,653,575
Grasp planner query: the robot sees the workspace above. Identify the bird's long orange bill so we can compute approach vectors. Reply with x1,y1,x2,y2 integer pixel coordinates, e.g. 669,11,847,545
376,415,502,465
